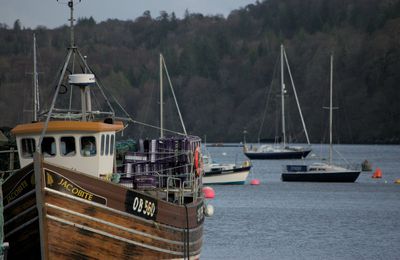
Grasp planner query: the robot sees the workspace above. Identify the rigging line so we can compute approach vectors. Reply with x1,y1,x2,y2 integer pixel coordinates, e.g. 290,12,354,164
139,81,156,138
33,33,40,120
161,54,187,136
22,70,28,122
75,50,116,116
38,49,73,150
336,77,354,144
283,48,311,145
90,87,102,116
333,146,350,165
77,52,183,136
68,51,76,112
130,119,187,136
40,50,70,118
257,54,279,143
274,106,280,144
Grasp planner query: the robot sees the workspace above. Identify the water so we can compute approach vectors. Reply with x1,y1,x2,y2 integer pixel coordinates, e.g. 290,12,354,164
201,144,400,259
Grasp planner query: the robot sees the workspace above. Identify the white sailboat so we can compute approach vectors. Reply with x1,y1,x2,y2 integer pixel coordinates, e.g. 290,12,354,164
202,137,251,185
282,54,361,182
244,44,312,159
202,154,251,185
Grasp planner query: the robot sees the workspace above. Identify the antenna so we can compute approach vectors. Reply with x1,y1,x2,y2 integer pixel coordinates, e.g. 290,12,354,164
57,0,81,47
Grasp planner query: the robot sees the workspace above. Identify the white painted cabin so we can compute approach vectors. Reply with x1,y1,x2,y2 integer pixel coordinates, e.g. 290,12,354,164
12,121,124,178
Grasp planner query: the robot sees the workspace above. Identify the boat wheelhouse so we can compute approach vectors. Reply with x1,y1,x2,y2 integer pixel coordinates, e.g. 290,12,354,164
13,120,123,177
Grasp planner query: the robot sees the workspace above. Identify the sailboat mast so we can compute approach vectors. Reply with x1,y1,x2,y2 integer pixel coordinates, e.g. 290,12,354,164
329,54,333,165
280,44,286,147
33,34,39,122
160,53,164,138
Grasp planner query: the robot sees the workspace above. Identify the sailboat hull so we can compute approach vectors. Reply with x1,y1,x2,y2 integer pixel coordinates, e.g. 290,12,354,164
2,161,204,259
203,166,251,185
245,149,311,160
281,171,361,182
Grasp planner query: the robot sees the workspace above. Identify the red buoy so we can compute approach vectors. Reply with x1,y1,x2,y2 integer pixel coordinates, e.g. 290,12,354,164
250,179,260,185
202,186,215,199
372,168,382,178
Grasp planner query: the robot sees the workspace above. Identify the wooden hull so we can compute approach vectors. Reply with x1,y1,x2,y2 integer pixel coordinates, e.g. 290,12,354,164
244,149,311,160
2,160,204,259
203,166,251,185
281,171,361,182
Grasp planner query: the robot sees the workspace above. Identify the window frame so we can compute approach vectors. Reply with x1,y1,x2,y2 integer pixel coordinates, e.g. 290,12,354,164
100,134,105,156
110,134,114,155
20,138,36,158
105,134,110,156
60,136,76,157
80,136,97,157
41,136,56,157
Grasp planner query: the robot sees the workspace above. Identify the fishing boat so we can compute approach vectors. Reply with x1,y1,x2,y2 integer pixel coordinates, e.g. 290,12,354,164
202,154,251,185
2,1,205,259
244,44,311,160
282,54,361,182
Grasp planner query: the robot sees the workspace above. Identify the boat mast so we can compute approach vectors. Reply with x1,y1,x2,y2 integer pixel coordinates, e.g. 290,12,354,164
68,0,75,48
160,54,164,138
280,44,286,147
329,54,333,165
67,0,91,122
32,33,40,122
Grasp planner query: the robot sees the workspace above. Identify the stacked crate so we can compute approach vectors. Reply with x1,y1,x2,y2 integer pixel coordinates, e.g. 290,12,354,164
122,136,201,190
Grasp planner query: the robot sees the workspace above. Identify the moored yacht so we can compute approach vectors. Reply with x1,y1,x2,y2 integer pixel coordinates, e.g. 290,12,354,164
202,154,251,185
244,44,311,160
282,54,361,182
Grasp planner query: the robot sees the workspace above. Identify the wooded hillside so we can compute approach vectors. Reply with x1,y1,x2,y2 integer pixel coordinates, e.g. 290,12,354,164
0,0,399,143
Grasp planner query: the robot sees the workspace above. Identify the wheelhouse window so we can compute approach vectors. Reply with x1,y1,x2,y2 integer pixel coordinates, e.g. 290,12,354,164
60,136,76,156
42,137,56,157
105,134,110,155
100,134,105,156
21,138,36,158
110,134,114,155
81,136,96,157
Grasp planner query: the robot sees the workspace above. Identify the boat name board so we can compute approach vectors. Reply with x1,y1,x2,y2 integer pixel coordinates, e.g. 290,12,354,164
125,190,157,220
44,169,107,205
4,170,35,205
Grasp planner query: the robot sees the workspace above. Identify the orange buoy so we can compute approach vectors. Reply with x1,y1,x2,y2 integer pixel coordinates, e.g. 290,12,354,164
250,179,260,185
202,186,215,199
372,168,382,178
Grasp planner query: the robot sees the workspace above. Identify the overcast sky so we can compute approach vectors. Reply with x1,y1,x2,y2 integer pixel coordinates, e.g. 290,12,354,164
0,0,258,29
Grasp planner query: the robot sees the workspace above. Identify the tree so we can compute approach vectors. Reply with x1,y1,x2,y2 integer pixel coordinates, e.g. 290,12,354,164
13,19,21,31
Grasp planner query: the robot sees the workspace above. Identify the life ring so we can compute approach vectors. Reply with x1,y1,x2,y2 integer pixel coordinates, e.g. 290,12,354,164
194,146,201,176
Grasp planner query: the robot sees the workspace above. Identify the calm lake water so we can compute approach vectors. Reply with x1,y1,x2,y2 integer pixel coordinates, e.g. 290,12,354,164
201,144,400,260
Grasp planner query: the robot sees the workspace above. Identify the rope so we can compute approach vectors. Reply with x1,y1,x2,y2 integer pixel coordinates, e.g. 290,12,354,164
257,54,279,143
130,119,187,136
